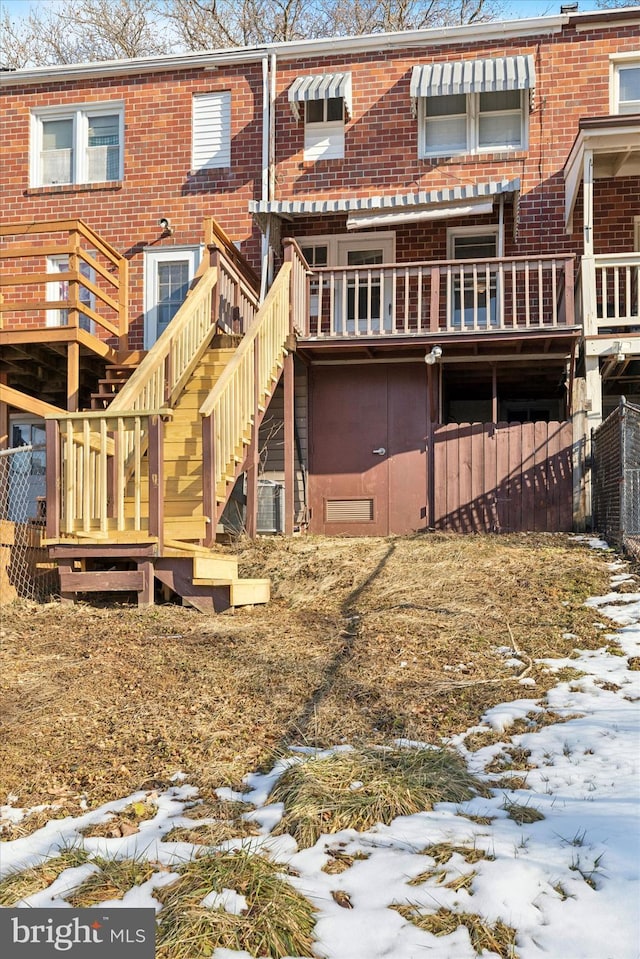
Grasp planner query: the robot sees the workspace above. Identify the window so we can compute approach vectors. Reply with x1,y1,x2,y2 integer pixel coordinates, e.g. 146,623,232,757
420,89,525,158
31,104,123,187
289,72,352,163
304,97,345,161
46,255,94,332
192,92,231,170
614,62,640,115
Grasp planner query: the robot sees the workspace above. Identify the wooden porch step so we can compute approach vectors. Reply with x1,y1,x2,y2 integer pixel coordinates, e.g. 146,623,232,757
192,553,239,581
163,516,207,541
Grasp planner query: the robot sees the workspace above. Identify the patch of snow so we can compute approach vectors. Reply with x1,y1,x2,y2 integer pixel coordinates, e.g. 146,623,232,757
202,887,248,915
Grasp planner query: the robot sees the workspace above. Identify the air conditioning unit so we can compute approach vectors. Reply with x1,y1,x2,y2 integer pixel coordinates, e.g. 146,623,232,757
257,479,284,534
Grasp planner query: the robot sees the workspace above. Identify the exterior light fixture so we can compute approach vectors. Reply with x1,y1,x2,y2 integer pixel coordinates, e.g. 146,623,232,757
425,345,443,365
159,217,174,235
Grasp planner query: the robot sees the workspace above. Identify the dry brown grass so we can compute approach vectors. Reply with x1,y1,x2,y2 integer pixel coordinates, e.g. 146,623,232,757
0,534,612,813
269,746,489,847
66,856,161,906
161,819,259,844
0,847,89,906
395,905,518,958
80,800,157,838
155,850,315,959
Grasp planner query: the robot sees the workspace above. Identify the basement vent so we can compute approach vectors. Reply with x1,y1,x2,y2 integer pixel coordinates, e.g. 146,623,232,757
325,498,374,523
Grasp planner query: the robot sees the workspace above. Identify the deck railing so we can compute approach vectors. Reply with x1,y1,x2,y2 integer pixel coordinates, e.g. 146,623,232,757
301,254,575,338
111,245,259,415
200,241,305,541
45,410,165,542
0,218,128,339
594,253,640,330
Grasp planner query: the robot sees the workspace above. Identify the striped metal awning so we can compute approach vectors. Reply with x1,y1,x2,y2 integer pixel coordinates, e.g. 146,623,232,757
410,55,535,106
249,178,520,219
288,72,352,120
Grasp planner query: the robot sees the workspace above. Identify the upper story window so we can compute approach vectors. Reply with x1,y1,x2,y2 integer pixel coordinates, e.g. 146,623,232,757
31,104,123,187
289,72,352,162
192,91,232,170
422,90,525,156
411,55,535,159
613,61,640,114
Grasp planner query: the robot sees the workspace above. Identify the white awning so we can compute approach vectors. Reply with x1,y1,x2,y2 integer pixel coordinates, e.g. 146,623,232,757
346,200,494,229
249,178,520,219
410,55,535,111
288,72,352,120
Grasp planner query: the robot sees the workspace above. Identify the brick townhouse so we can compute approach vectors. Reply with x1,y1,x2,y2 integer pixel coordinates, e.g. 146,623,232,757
0,5,638,606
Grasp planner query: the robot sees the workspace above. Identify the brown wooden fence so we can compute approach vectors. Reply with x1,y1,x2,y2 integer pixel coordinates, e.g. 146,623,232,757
432,421,574,533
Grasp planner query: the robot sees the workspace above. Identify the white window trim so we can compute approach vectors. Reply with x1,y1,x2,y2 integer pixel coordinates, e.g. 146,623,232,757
610,55,640,115
303,99,345,162
46,254,95,331
298,231,396,266
447,224,501,259
418,91,527,159
30,101,124,188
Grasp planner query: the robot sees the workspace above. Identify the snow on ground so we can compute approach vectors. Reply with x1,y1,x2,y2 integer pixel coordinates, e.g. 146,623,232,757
1,545,639,959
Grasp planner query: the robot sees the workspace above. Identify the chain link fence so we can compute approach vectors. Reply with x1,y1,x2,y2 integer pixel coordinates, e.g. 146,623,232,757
0,445,57,603
592,397,640,558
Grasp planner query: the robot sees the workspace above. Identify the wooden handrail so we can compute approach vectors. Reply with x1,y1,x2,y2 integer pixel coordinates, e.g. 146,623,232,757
0,218,128,338
110,263,219,413
204,216,260,292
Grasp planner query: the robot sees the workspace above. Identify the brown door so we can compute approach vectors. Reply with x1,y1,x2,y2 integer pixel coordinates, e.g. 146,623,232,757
309,363,427,535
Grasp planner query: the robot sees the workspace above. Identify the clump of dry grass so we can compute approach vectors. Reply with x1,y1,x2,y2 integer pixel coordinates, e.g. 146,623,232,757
162,820,259,844
155,850,315,959
81,800,157,838
67,856,160,906
485,747,534,773
269,747,489,848
182,798,254,820
321,848,370,874
421,842,495,866
0,847,89,906
395,905,518,958
502,799,545,824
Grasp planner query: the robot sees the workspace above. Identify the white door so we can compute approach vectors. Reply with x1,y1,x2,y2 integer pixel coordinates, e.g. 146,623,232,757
144,248,200,348
447,229,499,330
46,255,94,331
336,235,395,334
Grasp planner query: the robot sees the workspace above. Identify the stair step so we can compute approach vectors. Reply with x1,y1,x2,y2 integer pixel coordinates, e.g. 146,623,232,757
193,554,239,581
231,578,270,607
163,516,207,541
59,568,145,594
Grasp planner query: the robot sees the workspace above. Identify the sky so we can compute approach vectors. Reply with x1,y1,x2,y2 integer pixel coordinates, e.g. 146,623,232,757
0,0,610,21
1,536,639,958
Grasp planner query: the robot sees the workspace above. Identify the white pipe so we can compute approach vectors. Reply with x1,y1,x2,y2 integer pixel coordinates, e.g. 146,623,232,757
260,54,270,302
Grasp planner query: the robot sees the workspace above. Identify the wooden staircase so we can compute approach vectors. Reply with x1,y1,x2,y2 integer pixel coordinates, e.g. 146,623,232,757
90,364,136,409
44,227,309,611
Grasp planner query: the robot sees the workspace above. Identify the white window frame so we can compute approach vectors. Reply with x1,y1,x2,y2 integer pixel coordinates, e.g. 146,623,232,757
303,97,345,161
46,254,95,332
446,225,501,260
610,54,640,115
30,102,124,188
418,91,527,159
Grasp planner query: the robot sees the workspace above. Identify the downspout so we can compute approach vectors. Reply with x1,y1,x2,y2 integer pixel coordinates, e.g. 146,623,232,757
260,53,270,302
268,51,277,288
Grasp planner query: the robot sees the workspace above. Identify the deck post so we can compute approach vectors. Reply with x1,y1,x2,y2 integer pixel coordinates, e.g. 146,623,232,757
0,373,8,449
45,418,61,542
202,411,217,547
66,342,80,412
148,414,164,548
283,350,295,536
245,337,260,539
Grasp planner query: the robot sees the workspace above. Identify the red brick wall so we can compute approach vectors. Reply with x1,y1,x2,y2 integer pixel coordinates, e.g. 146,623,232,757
1,18,638,348
273,22,639,257
1,64,264,348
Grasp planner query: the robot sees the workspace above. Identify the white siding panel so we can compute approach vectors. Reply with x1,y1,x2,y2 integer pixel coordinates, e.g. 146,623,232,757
192,91,231,170
304,121,344,161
